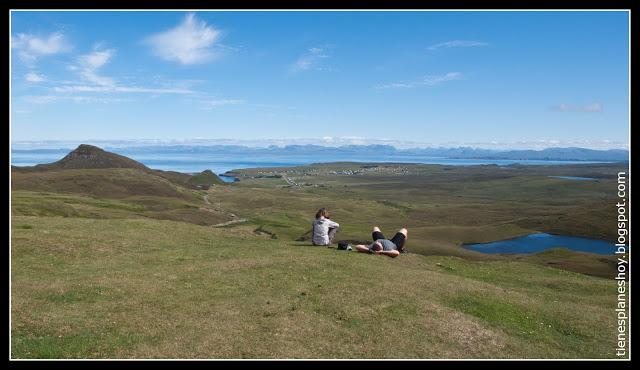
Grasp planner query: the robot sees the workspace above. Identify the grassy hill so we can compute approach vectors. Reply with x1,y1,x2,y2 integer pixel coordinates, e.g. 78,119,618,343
218,162,622,278
13,144,151,172
12,144,224,191
10,151,626,358
12,168,193,200
11,216,617,359
11,146,232,227
187,170,224,188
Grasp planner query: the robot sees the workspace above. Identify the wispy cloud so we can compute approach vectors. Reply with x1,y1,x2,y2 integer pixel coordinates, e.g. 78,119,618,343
56,46,195,95
375,72,462,89
550,102,603,112
21,95,133,104
290,47,330,73
24,72,46,82
11,32,72,64
52,85,195,94
428,40,489,51
73,47,117,86
145,13,222,65
200,99,245,110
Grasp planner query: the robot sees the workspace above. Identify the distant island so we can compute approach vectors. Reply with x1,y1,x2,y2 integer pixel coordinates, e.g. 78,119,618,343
12,143,629,162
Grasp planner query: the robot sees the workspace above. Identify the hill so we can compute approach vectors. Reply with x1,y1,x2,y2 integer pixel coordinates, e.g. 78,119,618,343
11,215,618,358
153,169,224,190
187,170,224,188
10,157,625,358
17,144,152,172
474,147,629,162
11,145,233,227
11,144,224,190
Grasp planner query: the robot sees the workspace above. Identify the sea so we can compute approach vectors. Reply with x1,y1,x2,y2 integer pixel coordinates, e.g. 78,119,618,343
11,147,611,180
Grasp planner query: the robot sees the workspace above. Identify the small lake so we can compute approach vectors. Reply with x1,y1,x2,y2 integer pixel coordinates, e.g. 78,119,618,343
218,174,239,183
548,176,597,181
464,233,615,255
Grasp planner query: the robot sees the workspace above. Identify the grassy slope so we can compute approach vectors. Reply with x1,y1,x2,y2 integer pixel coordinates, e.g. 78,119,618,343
11,216,617,359
11,168,234,226
213,163,623,277
187,170,224,186
10,162,625,358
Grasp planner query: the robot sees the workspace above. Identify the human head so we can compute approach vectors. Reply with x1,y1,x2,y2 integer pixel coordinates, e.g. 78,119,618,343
315,208,330,219
371,241,383,251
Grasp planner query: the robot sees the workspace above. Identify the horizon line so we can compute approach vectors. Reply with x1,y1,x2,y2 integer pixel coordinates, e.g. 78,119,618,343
10,138,630,151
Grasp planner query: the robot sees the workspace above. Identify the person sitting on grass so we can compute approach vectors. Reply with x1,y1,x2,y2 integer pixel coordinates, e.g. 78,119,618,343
311,208,340,246
355,226,407,258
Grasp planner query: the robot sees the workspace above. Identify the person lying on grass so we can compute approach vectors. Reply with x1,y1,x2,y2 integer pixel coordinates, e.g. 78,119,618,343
355,226,407,258
312,208,340,246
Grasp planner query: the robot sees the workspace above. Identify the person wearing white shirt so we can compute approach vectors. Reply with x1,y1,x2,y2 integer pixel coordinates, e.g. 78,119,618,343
311,208,340,246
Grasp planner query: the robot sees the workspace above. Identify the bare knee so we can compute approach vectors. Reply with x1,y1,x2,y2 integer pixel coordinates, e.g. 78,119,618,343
398,228,408,237
372,226,381,232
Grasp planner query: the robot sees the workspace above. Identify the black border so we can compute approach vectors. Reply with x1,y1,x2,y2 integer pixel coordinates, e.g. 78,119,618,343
3,0,637,10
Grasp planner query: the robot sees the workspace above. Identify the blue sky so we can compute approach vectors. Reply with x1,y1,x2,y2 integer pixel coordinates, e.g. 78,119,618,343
10,11,629,149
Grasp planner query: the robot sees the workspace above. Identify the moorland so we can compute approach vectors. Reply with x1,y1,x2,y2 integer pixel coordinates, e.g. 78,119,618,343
10,145,627,358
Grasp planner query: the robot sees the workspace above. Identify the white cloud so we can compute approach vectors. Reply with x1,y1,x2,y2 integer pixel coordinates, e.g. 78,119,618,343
200,99,245,110
452,139,626,150
79,48,114,70
21,95,133,104
11,32,71,63
428,40,489,51
53,85,194,94
550,102,603,112
74,48,116,86
376,72,462,89
145,13,221,65
290,47,330,73
58,47,194,95
24,72,45,82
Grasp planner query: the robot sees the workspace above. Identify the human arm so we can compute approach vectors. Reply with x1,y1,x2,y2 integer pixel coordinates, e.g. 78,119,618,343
375,249,400,258
326,219,340,229
355,245,371,253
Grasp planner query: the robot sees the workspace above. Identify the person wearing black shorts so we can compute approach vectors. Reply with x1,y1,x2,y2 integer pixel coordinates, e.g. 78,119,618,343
355,226,408,258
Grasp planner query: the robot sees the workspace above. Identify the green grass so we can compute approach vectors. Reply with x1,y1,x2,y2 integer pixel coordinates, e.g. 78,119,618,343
208,163,624,277
11,189,232,226
10,162,627,358
11,215,619,359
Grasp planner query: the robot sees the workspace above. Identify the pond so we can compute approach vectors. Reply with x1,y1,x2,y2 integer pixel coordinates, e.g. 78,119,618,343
218,174,240,183
548,176,598,181
464,233,615,255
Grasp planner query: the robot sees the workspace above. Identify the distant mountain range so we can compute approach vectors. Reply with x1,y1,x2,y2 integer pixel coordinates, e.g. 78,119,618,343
11,144,629,162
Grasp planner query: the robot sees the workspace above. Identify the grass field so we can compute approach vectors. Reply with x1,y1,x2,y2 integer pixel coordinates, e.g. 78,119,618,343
10,161,627,358
11,216,618,358
220,162,623,277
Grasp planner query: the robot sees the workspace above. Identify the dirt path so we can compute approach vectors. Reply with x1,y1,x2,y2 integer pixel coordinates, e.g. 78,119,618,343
211,218,248,228
203,192,248,227
282,174,299,187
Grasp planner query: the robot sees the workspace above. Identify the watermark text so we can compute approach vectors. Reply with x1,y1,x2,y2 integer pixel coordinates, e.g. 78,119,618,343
615,171,628,357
